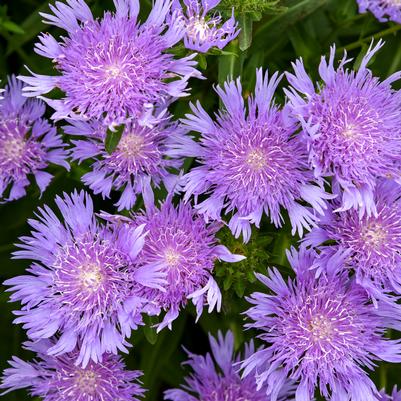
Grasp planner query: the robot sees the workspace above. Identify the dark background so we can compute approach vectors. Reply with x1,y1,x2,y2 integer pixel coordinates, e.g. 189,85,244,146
1,0,401,399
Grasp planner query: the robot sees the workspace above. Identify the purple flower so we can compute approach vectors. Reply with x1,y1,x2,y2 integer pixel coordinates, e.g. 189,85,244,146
165,331,295,401
4,191,166,367
242,246,401,401
379,387,401,401
66,111,187,211
172,69,332,243
114,193,245,331
0,76,69,201
304,179,401,301
1,340,145,401
19,0,201,125
357,0,401,23
172,0,239,52
286,41,401,217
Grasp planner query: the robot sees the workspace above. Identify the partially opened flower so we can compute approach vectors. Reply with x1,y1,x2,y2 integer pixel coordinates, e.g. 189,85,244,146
173,0,239,52
242,246,401,401
67,112,187,211
121,194,245,331
1,340,145,401
4,191,165,366
20,0,201,124
165,331,295,401
0,76,69,201
173,69,332,243
286,41,401,216
357,0,401,24
304,179,401,301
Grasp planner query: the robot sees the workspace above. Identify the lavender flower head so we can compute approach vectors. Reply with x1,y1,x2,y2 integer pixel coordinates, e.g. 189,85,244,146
67,112,187,211
173,0,239,52
242,246,401,401
120,192,245,331
19,0,201,125
4,191,166,367
1,340,145,401
357,0,401,24
0,76,69,201
165,331,295,401
286,41,401,217
304,179,401,301
173,69,332,243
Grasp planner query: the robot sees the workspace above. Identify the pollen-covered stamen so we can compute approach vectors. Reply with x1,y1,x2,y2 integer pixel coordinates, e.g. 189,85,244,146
360,221,388,248
164,248,181,267
0,136,26,163
78,262,104,291
74,368,99,395
246,148,267,170
118,134,145,158
307,314,334,342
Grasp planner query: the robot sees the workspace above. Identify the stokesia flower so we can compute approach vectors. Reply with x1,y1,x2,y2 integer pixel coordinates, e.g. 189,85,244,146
4,191,166,367
304,179,401,301
0,76,69,201
19,0,201,125
241,246,401,401
285,40,401,217
66,111,187,211
172,69,332,243
116,193,245,331
357,0,401,24
172,0,239,52
1,340,145,401
164,331,295,401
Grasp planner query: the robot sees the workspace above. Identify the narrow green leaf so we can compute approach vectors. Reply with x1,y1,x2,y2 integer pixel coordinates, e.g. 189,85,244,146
238,13,254,51
143,316,158,345
2,20,25,35
105,124,125,154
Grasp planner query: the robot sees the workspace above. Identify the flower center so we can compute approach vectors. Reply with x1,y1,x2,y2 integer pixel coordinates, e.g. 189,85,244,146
105,64,124,78
0,137,26,162
187,17,210,41
74,369,99,395
78,263,104,291
246,148,266,170
341,124,358,139
164,248,181,267
307,314,333,342
360,221,387,248
118,134,144,158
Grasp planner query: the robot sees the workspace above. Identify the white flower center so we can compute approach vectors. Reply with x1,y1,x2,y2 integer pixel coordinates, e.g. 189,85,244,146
78,263,103,291
246,148,266,170
187,17,210,41
384,0,401,6
74,369,99,395
307,314,333,342
0,137,26,162
341,123,359,139
118,134,144,158
361,221,387,248
164,248,181,267
105,64,123,78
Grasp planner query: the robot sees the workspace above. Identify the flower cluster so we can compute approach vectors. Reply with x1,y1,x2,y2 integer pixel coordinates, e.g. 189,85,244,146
3,0,401,400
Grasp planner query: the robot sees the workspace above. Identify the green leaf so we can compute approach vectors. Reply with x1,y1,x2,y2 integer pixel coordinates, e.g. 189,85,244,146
238,13,254,51
105,124,125,154
2,20,25,34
